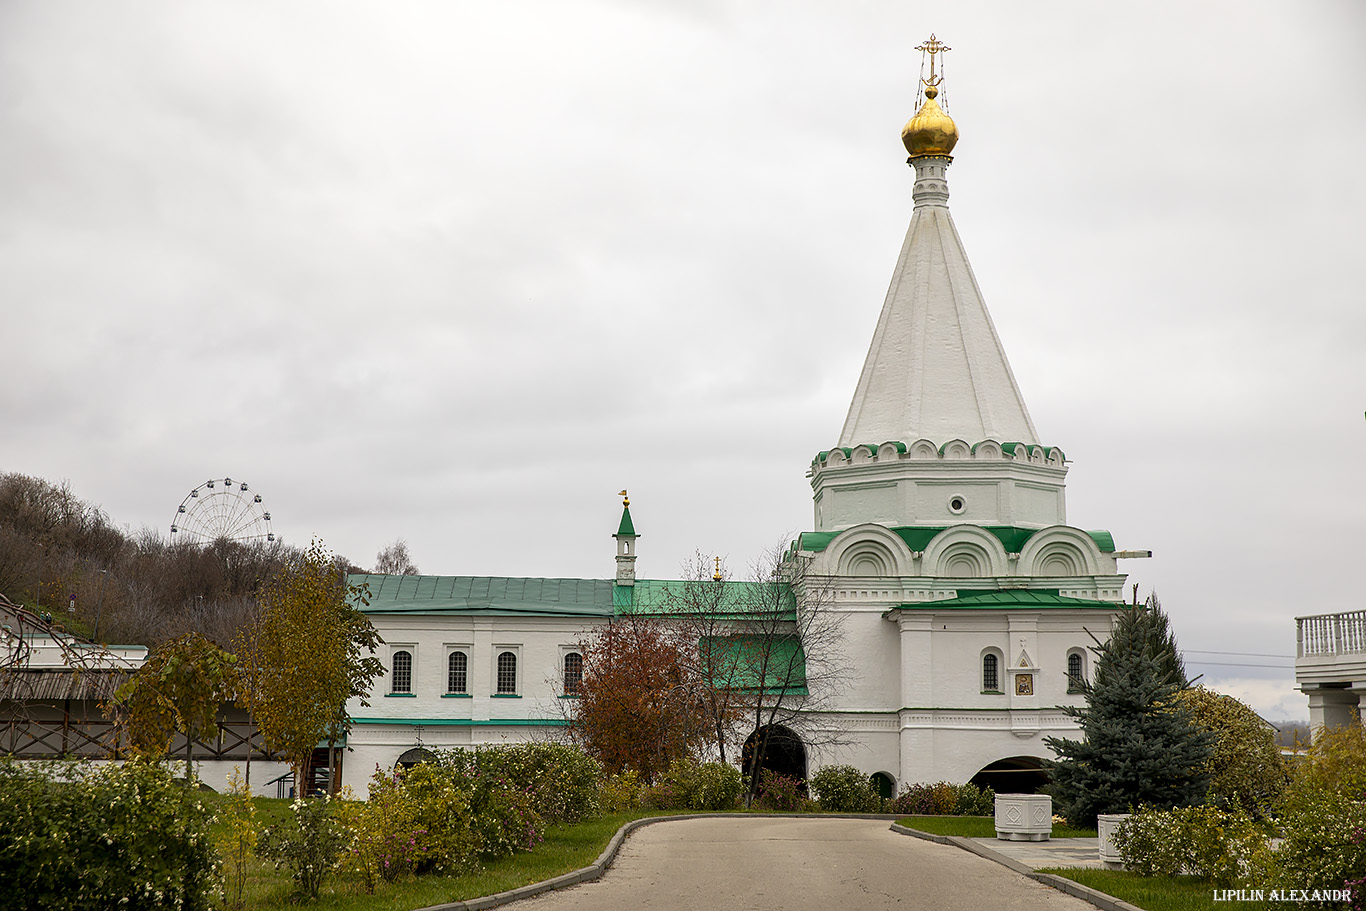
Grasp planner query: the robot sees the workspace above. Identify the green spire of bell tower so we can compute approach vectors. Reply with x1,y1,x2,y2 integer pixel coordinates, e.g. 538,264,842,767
613,490,638,586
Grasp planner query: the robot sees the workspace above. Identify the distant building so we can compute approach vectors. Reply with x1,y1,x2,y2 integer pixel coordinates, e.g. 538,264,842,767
342,46,1148,798
1295,611,1366,730
0,595,290,795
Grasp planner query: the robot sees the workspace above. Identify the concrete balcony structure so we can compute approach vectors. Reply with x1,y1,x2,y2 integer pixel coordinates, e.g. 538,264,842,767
1296,610,1366,729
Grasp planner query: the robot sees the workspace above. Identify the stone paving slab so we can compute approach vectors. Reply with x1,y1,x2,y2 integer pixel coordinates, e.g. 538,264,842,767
968,836,1104,870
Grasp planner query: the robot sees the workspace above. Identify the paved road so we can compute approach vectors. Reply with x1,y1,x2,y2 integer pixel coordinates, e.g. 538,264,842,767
516,817,1096,911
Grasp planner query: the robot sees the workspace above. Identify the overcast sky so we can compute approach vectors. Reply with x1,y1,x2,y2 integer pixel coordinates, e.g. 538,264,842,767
3,2,1363,720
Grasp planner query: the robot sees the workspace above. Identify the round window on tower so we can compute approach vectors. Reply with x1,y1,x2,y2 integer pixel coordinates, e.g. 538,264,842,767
948,495,966,515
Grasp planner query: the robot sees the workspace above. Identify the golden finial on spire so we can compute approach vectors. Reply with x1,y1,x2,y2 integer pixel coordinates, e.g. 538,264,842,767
713,556,723,583
618,489,629,508
903,32,959,160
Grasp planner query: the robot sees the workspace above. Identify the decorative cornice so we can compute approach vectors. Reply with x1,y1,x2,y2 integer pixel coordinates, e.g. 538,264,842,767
812,439,1065,472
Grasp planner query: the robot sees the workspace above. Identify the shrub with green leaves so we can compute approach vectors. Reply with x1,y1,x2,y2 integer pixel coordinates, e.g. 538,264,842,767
436,743,601,823
216,767,258,911
887,781,992,816
1256,724,1366,904
643,758,743,810
951,782,995,816
810,765,881,813
599,769,643,812
1115,805,1264,884
337,769,432,892
1175,685,1288,817
754,770,809,812
388,762,477,874
691,761,744,810
257,794,348,900
0,758,217,911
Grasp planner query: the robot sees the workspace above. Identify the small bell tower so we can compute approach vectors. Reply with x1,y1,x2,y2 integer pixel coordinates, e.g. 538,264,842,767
613,490,638,585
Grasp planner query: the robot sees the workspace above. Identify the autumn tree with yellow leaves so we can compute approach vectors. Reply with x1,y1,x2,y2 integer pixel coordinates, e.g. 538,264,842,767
235,540,383,794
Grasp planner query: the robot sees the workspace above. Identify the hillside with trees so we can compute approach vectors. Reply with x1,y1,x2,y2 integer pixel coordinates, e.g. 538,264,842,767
0,471,363,647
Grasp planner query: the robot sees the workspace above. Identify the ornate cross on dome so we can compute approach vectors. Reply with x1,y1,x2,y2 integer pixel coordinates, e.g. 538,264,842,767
916,34,951,89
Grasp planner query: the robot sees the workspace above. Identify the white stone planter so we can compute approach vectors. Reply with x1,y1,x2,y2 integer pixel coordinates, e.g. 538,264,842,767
1097,813,1130,870
994,793,1052,841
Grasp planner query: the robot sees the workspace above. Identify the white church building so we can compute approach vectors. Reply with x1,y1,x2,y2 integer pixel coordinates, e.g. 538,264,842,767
341,46,1146,798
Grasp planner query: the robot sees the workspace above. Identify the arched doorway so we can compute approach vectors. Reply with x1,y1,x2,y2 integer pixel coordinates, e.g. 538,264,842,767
870,771,896,800
970,756,1051,793
741,725,807,784
396,747,437,770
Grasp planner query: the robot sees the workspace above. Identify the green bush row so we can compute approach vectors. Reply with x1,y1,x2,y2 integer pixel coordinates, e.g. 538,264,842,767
643,759,745,811
433,742,602,824
0,759,218,911
886,780,995,816
1114,724,1366,905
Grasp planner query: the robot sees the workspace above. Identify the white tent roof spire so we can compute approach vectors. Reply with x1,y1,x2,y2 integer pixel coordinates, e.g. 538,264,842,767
837,77,1039,448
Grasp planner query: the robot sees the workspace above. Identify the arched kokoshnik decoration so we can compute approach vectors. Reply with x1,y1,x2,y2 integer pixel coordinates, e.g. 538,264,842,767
970,755,1051,794
742,724,807,785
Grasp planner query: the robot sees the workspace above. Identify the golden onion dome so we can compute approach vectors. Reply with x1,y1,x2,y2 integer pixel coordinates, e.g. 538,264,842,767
901,84,958,159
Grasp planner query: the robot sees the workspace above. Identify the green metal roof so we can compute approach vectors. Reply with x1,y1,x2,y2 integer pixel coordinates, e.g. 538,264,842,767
893,589,1122,611
614,578,797,618
1086,530,1116,553
616,506,636,537
702,634,807,695
351,574,615,618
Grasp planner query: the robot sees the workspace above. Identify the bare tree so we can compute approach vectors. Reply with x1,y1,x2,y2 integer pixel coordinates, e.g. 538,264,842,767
661,543,850,803
373,538,419,575
661,553,752,765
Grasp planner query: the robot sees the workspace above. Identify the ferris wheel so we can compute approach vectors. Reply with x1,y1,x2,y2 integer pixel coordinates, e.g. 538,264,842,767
170,477,275,545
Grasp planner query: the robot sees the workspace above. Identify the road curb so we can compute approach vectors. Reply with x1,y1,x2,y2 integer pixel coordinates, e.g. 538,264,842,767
1027,873,1145,911
888,824,1144,911
415,812,904,911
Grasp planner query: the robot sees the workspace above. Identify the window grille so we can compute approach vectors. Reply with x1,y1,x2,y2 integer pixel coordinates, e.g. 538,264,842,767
1067,651,1085,692
982,652,999,692
392,650,413,693
448,651,468,694
563,652,583,695
496,651,517,694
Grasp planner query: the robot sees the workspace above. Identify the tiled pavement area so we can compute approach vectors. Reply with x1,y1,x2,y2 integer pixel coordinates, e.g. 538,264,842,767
968,837,1103,870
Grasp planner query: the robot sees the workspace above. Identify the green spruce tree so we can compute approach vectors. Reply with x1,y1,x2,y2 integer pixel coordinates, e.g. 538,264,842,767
1139,594,1190,689
1045,597,1212,827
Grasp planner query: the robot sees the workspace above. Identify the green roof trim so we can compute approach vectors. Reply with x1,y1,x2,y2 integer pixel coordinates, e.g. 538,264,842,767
1086,530,1116,553
618,578,797,618
796,531,839,554
796,525,1116,557
799,526,1040,555
351,574,615,618
893,589,1122,611
616,506,636,537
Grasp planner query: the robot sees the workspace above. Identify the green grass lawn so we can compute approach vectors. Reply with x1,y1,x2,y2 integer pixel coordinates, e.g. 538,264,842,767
896,815,1097,839
213,805,675,911
1040,869,1271,911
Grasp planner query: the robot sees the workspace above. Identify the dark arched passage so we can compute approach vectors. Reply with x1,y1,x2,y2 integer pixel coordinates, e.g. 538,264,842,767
970,756,1051,794
741,725,807,784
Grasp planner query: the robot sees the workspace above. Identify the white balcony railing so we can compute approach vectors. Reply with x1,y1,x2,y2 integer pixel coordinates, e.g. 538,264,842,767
1298,610,1366,658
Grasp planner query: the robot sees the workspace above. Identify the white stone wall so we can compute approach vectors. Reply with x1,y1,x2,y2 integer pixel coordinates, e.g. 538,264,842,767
811,450,1068,532
341,613,595,797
